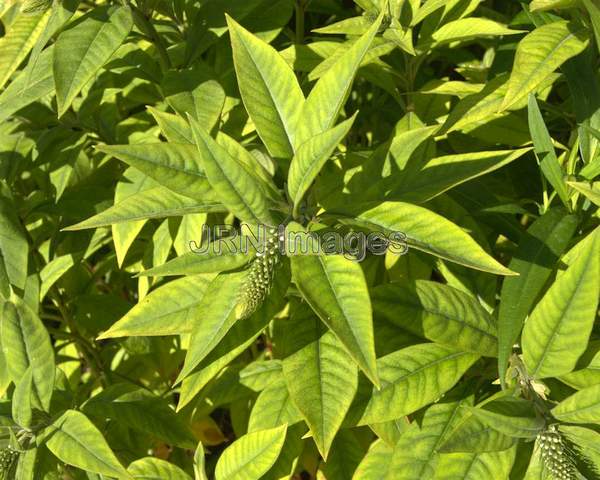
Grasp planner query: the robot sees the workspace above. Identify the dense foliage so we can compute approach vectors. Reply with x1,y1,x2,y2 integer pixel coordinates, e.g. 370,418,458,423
0,0,599,478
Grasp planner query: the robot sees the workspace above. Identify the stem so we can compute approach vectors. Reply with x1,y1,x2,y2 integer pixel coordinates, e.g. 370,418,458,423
49,288,107,386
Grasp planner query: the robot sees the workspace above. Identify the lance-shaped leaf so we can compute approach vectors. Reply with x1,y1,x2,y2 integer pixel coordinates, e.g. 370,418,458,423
247,380,302,433
0,9,50,90
531,0,579,10
439,412,516,453
176,271,247,383
138,237,252,277
411,0,447,26
295,13,383,146
357,344,478,425
552,384,600,423
372,281,498,356
528,95,569,207
522,228,600,379
162,64,225,131
427,18,523,49
64,186,224,230
290,254,379,386
0,44,55,124
338,201,516,275
83,385,196,448
433,447,517,480
227,15,304,158
0,192,29,290
288,115,356,211
147,107,193,144
128,457,192,480
568,181,600,206
1,298,55,410
497,208,577,384
383,400,470,479
214,425,287,480
12,367,34,428
283,326,358,459
352,440,394,479
177,262,290,411
387,148,531,203
194,443,209,480
43,410,132,479
468,397,544,439
189,117,275,225
54,5,133,116
501,21,589,111
97,274,215,338
96,143,212,200
559,425,600,472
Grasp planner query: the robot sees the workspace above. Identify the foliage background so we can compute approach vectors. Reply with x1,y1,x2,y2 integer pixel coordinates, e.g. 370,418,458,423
0,0,599,478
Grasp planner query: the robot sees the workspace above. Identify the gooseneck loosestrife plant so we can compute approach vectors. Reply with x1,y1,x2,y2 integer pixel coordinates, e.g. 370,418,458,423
0,0,599,478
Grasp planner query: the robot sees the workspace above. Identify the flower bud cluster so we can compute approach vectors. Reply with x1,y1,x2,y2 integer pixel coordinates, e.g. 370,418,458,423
239,228,281,319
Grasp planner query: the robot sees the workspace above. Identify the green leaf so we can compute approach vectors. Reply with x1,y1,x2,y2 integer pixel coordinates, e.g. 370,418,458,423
411,0,447,26
352,440,394,480
0,192,29,290
294,13,383,146
468,398,544,439
247,379,302,432
0,44,54,124
559,425,600,472
338,201,516,275
83,384,196,448
583,0,600,54
522,227,600,378
387,148,531,203
162,65,225,131
12,367,34,428
147,107,193,144
176,271,247,383
189,117,275,225
1,297,54,410
426,18,523,49
43,409,132,479
379,400,469,479
528,95,569,206
177,262,290,411
433,447,517,479
54,5,133,116
96,143,213,200
288,115,356,211
194,442,209,480
138,239,252,277
497,208,578,384
283,325,358,459
0,9,50,90
568,180,600,206
357,344,478,425
552,384,600,423
64,186,224,230
128,458,192,480
214,425,287,480
439,411,517,453
290,254,379,386
227,15,304,158
97,274,216,338
372,280,498,356
530,0,579,11
501,21,589,111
